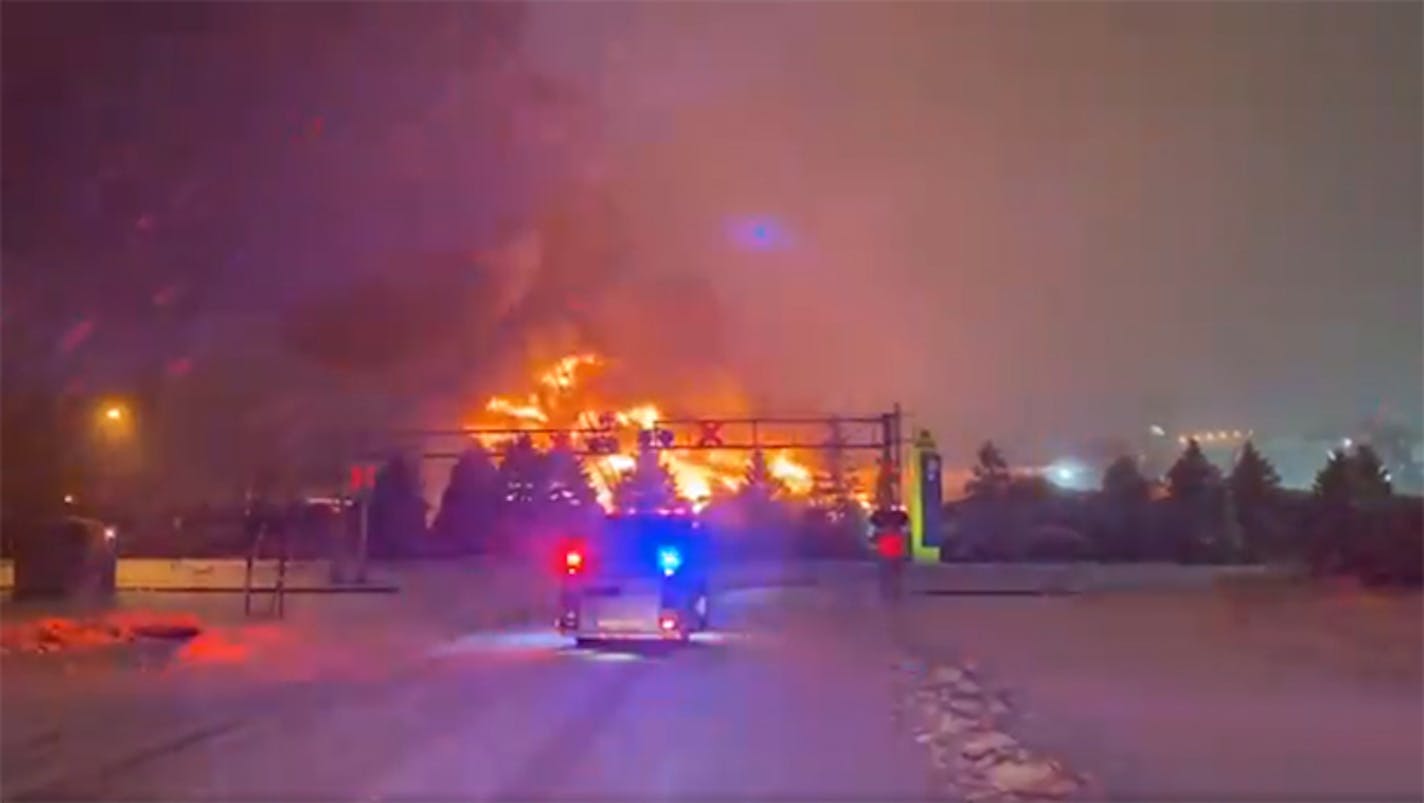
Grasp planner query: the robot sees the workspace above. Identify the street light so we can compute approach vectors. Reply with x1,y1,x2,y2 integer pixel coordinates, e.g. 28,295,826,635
96,400,133,434
88,399,137,514
93,397,136,456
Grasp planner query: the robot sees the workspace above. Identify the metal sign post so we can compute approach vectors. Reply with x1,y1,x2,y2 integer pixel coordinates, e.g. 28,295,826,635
356,487,370,584
345,463,377,585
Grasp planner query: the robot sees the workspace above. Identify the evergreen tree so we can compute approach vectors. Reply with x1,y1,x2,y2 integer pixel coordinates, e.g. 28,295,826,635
1007,474,1054,503
1102,455,1151,503
368,454,426,558
1167,439,1218,500
809,432,859,514
741,450,786,502
1165,438,1228,562
724,450,793,556
432,445,500,551
801,424,868,556
1350,444,1393,501
1313,449,1354,507
965,440,1011,498
545,442,598,512
492,435,552,553
1099,455,1151,561
806,467,865,556
1360,419,1421,493
809,463,860,519
613,448,679,513
1314,446,1394,506
1228,441,1281,508
1310,447,1386,574
497,435,549,516
1227,441,1281,560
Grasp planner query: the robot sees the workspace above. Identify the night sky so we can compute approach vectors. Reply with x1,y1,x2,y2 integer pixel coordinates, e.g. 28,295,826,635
4,2,1420,482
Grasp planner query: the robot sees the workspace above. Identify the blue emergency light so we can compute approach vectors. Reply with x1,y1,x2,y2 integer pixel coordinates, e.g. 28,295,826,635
657,546,683,577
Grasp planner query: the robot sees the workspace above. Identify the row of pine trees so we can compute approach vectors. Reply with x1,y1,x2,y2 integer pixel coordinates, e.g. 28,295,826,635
365,440,868,558
364,433,1417,583
952,437,1416,583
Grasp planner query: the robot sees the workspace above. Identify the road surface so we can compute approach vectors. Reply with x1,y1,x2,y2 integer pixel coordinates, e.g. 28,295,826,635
9,564,1417,801
7,585,932,801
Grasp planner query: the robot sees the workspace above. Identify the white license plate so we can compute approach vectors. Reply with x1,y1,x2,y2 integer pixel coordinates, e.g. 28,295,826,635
596,618,646,631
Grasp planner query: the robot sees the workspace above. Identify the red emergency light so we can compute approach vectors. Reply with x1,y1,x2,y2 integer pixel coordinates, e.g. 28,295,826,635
564,548,584,575
875,530,906,560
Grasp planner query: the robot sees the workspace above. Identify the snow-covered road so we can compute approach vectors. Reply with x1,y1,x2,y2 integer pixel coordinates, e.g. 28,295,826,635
5,564,1418,801
3,584,931,801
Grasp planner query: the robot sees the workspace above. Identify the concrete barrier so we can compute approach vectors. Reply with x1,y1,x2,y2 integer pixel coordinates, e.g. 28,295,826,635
0,559,396,593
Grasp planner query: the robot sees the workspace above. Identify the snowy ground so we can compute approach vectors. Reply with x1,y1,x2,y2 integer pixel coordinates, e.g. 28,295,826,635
2,561,1419,800
893,571,1424,801
2,578,925,801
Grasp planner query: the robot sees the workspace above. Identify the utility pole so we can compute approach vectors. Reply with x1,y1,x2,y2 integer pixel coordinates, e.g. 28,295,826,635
356,486,370,584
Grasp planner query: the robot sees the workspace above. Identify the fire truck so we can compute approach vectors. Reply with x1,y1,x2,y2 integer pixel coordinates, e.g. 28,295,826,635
555,511,711,645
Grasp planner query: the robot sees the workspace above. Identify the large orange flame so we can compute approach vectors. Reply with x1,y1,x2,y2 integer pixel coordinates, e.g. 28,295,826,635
469,353,814,512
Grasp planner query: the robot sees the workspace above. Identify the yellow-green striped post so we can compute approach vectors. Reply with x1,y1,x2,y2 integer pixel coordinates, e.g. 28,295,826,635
908,429,942,563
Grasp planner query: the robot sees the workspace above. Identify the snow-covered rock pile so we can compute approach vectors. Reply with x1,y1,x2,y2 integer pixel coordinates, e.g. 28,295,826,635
895,659,1093,801
1,612,202,655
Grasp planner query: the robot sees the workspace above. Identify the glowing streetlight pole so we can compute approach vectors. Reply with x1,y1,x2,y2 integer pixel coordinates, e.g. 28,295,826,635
91,400,136,511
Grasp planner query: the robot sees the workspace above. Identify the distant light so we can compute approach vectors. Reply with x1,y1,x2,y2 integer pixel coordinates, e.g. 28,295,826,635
728,216,793,252
1342,437,1354,449
104,406,124,421
1149,425,1166,437
1046,460,1086,489
63,494,76,505
103,526,117,542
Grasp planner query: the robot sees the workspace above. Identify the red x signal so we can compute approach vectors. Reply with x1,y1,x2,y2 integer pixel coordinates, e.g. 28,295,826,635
697,420,724,448
348,464,377,491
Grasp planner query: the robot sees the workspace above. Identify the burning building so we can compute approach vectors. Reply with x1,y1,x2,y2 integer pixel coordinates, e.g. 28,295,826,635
465,352,818,513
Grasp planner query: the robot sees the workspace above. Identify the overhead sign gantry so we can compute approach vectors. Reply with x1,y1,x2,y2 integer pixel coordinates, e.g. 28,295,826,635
358,407,907,508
